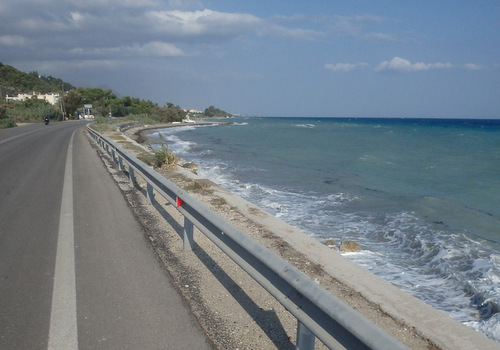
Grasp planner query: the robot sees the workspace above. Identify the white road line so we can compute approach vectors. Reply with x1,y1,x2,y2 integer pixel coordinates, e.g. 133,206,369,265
47,130,78,350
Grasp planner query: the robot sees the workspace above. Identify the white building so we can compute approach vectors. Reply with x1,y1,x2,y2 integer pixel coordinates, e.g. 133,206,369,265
6,92,61,105
184,108,203,114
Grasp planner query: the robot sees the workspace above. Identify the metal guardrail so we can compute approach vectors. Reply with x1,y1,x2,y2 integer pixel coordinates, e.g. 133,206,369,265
87,125,409,350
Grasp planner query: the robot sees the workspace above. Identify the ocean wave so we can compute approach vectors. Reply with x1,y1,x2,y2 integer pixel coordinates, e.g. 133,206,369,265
203,173,500,325
354,212,500,332
466,313,500,342
287,195,500,338
148,120,500,342
157,133,195,154
294,123,315,128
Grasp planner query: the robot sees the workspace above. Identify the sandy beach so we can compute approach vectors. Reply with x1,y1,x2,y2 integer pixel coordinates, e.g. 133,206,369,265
87,122,500,350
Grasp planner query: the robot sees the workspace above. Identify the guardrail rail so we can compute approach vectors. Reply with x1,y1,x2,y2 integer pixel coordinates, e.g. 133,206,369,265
87,125,409,350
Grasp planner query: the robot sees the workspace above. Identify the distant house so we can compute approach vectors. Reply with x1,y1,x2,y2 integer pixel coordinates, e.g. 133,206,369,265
183,108,203,114
6,92,61,105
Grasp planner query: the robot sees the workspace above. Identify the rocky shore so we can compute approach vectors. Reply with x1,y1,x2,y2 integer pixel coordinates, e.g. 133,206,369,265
87,122,500,350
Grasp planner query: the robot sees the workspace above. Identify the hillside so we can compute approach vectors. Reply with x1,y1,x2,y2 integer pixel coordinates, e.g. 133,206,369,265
0,62,75,98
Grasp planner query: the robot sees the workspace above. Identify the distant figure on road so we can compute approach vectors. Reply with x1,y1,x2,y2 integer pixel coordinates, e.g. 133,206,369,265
44,115,50,125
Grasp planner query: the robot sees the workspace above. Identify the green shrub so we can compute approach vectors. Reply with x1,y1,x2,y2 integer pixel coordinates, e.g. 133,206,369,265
124,114,154,124
94,116,107,124
0,105,6,119
6,102,62,122
151,145,177,168
0,118,16,128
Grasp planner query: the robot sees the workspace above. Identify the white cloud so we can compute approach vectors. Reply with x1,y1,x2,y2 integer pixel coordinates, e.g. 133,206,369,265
70,11,86,26
325,62,367,72
330,14,389,36
350,14,387,23
65,0,159,9
0,35,30,46
139,41,185,56
167,0,203,10
464,63,483,70
376,57,453,72
363,32,399,42
70,41,184,57
261,25,323,40
145,9,261,38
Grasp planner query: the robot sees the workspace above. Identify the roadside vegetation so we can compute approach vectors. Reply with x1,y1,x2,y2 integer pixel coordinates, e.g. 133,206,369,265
146,133,176,168
1,61,231,129
3,98,63,124
1,87,187,129
150,145,177,168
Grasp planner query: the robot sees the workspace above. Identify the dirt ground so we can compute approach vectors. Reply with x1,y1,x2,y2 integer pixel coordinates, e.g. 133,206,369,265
88,123,439,349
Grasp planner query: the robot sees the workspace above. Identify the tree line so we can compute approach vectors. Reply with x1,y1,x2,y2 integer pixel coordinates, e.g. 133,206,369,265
62,87,186,123
1,61,231,127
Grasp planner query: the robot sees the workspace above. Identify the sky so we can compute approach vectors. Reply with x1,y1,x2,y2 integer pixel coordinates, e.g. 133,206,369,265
1,0,499,118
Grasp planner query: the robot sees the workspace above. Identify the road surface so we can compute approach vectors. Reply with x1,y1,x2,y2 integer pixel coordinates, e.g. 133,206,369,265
0,121,210,349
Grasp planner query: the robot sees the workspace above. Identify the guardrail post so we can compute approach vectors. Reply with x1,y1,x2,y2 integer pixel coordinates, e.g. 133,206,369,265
128,166,136,187
146,183,154,205
296,322,315,350
111,148,117,164
118,155,124,171
183,217,194,251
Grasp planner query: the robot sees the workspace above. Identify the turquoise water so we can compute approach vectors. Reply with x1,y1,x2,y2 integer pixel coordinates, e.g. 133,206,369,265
151,117,500,341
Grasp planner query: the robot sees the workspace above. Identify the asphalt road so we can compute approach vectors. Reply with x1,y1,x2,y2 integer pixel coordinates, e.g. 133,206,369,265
0,121,210,349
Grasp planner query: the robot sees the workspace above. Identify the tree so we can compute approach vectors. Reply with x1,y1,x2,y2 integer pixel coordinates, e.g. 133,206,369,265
151,104,185,123
62,90,83,117
135,99,157,115
74,87,117,117
204,105,231,117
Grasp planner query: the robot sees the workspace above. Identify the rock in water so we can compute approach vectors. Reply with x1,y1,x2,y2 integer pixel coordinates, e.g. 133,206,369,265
324,239,336,248
182,162,198,169
339,241,361,252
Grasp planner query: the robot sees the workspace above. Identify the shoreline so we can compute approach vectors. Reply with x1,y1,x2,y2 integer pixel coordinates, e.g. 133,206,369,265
119,120,229,145
96,121,500,349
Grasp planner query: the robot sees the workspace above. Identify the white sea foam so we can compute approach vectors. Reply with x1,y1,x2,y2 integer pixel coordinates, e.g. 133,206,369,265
219,178,500,340
189,149,500,327
294,123,315,128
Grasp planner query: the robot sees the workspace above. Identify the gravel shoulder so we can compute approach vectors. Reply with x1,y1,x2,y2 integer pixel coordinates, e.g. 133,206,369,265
86,123,500,350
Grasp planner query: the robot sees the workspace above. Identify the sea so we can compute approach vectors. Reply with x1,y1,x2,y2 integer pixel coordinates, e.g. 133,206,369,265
149,116,500,342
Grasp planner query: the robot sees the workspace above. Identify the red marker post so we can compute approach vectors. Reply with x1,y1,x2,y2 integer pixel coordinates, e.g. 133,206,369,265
176,197,183,207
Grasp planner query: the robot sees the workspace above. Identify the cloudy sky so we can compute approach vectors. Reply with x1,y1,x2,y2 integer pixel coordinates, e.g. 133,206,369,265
1,0,499,118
